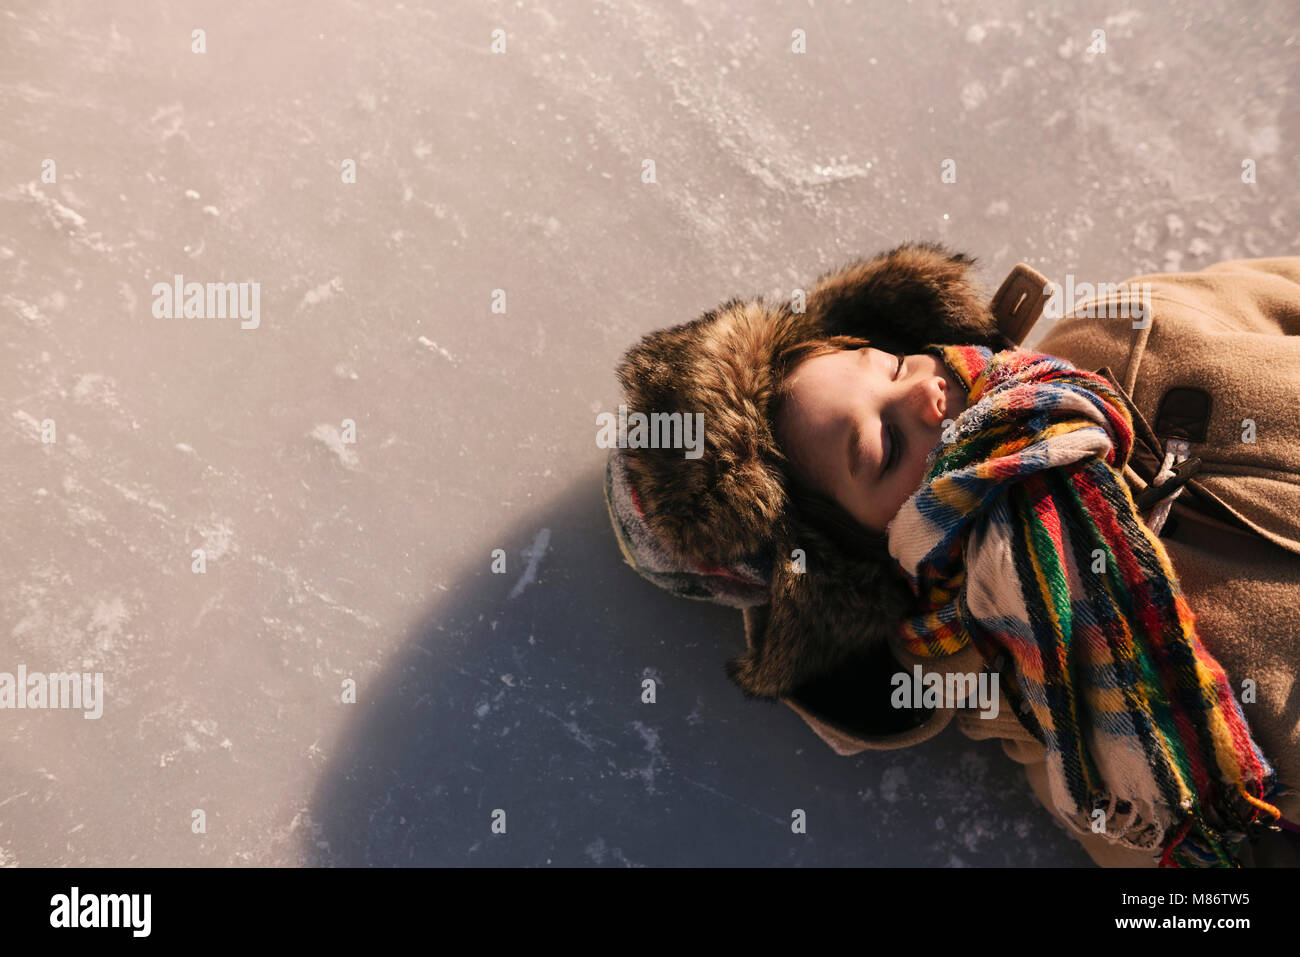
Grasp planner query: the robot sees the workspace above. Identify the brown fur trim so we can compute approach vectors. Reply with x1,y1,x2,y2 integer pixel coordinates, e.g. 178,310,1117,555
615,297,818,564
725,519,913,699
806,240,1003,352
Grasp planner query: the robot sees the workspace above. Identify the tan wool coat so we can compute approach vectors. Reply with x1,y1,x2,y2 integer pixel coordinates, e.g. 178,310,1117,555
756,256,1300,867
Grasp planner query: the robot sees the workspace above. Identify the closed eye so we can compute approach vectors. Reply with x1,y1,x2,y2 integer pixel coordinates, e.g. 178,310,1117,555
848,349,906,478
883,424,899,473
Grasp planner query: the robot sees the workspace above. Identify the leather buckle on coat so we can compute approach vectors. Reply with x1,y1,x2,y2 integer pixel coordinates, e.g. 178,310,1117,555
1135,456,1203,511
991,264,1053,347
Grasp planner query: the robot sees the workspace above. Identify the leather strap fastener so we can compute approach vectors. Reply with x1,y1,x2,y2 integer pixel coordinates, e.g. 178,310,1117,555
991,263,1053,347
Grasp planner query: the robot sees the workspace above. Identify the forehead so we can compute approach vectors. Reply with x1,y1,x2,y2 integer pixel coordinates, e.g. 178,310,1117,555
777,348,869,484
785,345,871,396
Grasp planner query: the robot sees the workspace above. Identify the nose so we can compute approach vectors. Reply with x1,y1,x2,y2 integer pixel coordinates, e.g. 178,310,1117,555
909,375,948,428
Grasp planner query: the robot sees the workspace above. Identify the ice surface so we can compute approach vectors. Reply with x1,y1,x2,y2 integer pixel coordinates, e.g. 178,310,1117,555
2,0,1297,866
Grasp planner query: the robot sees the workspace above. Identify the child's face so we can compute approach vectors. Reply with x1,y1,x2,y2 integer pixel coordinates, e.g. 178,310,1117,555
773,347,967,533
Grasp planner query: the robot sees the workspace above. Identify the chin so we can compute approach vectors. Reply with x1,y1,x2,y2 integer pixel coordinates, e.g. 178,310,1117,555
915,439,943,482
905,457,929,494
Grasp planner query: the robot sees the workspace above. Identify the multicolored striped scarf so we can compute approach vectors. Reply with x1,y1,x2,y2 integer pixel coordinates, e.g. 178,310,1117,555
888,344,1281,867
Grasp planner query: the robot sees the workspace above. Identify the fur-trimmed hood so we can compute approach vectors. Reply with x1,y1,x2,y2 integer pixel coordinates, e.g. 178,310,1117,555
611,242,1007,700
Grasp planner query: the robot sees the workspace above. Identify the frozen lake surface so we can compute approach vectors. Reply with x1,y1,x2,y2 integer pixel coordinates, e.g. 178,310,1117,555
2,0,1297,865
